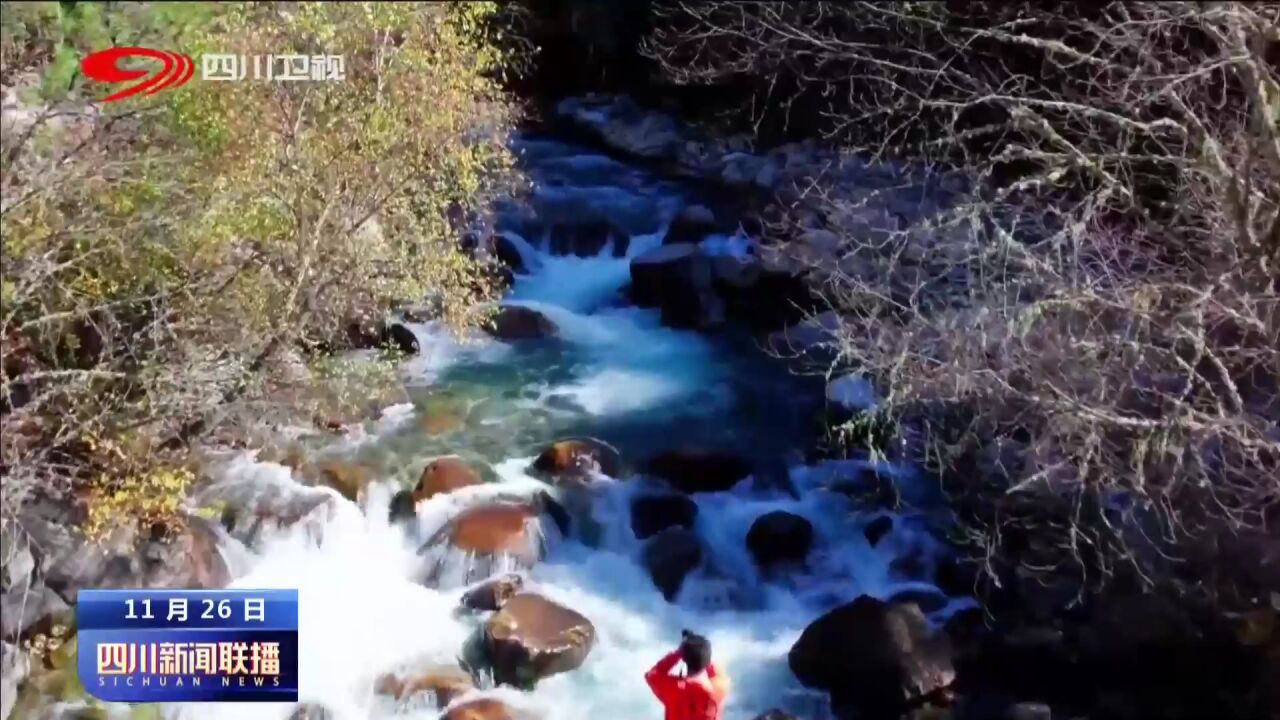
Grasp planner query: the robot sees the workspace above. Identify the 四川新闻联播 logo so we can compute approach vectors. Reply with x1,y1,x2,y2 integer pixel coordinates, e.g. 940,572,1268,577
81,47,348,103
79,47,195,103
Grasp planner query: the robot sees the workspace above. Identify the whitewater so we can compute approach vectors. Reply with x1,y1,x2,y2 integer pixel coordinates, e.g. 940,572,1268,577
160,137,966,720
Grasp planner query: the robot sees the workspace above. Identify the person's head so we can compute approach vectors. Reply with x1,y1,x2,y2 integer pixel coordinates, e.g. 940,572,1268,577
679,630,712,675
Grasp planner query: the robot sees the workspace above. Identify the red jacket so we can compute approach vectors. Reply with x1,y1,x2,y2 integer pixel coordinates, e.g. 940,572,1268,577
644,650,729,720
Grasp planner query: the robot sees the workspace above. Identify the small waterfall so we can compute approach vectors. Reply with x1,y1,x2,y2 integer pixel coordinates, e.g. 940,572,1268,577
173,138,964,720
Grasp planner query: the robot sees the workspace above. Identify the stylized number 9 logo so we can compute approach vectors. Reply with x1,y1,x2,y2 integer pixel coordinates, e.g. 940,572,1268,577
80,47,195,103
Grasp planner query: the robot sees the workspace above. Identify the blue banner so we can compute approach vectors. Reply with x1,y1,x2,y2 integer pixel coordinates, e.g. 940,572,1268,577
77,589,299,703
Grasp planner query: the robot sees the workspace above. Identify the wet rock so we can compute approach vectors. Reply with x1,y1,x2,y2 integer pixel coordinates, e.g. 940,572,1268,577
751,456,800,498
889,589,951,615
494,234,531,274
450,505,544,559
374,664,474,708
388,490,417,524
864,515,894,547
789,595,955,716
529,437,623,481
383,322,420,355
415,456,483,503
630,494,698,540
746,511,813,569
642,527,703,601
197,470,336,549
628,243,718,329
557,96,682,160
642,448,752,494
485,592,596,688
765,310,841,359
664,204,720,246
316,459,369,502
443,698,528,720
461,574,525,612
486,305,558,341
418,404,465,436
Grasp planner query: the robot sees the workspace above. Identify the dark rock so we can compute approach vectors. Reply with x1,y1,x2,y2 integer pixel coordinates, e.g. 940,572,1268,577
494,234,531,274
642,527,703,601
630,494,698,540
388,490,417,524
664,205,720,245
484,592,596,688
752,456,800,498
864,515,894,547
382,322,420,354
643,447,752,494
460,574,525,613
629,242,710,308
346,315,386,350
529,437,623,481
415,456,483,503
487,305,558,341
789,595,955,716
746,511,813,569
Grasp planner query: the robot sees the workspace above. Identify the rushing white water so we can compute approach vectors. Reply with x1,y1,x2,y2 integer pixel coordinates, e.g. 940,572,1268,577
168,138,965,720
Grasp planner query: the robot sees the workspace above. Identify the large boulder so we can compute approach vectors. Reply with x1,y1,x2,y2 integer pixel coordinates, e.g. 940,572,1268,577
415,456,483,503
642,527,703,601
419,493,570,584
315,459,370,502
864,515,895,547
484,592,596,688
460,574,525,613
642,448,752,494
486,305,558,341
789,595,955,716
664,204,721,246
628,243,722,329
557,96,683,161
374,664,475,708
630,494,698,540
746,511,813,569
195,469,337,549
528,437,623,482
19,498,231,605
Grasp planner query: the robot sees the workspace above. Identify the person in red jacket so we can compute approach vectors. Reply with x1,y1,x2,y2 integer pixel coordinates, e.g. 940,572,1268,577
645,630,731,720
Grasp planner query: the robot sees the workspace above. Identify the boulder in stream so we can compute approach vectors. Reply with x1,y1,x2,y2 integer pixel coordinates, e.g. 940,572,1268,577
486,305,558,341
746,511,813,569
630,493,698,540
415,456,483,503
642,447,752,494
374,663,475,708
529,437,623,481
419,493,569,585
484,592,596,688
642,527,703,601
629,243,722,329
789,595,955,716
864,515,894,547
460,573,525,612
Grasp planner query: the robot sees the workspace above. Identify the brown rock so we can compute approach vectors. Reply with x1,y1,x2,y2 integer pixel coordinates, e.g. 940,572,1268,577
452,505,541,558
317,460,369,502
443,699,520,720
642,447,752,494
415,456,483,503
419,408,464,436
485,592,596,687
461,574,525,612
529,437,623,481
375,664,474,708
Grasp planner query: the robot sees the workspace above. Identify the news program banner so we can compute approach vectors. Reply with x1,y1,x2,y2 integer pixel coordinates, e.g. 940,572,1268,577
77,589,299,703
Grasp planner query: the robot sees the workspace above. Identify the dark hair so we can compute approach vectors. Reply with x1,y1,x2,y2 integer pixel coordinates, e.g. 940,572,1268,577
680,632,712,675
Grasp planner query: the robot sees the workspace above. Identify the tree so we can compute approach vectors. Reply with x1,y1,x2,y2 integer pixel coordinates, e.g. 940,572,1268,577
1,1,520,534
647,2,1280,605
